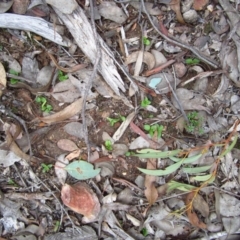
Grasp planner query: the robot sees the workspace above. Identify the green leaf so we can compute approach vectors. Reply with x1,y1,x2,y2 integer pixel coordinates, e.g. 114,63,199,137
10,78,19,84
141,228,148,237
192,174,215,182
169,154,202,164
65,160,101,180
133,149,181,158
107,117,120,126
220,134,238,157
105,140,113,151
167,180,196,192
143,37,150,46
182,165,212,174
138,160,182,176
144,125,151,131
9,69,19,75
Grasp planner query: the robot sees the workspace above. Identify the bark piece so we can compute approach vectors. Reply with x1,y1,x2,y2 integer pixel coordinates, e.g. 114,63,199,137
61,183,100,223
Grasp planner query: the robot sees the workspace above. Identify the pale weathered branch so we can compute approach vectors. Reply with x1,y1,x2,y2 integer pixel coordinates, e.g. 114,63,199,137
53,5,127,96
0,13,69,46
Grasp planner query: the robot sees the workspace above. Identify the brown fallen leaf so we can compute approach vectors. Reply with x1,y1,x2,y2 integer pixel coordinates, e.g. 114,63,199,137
57,139,79,152
185,191,207,229
193,193,209,218
144,159,158,205
193,0,209,11
169,0,185,24
61,182,100,223
12,0,29,14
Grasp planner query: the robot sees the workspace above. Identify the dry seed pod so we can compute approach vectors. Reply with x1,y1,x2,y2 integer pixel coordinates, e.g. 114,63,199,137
61,182,100,223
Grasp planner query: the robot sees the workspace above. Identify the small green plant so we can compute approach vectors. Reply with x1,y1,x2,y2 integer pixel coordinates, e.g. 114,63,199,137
185,58,200,65
185,111,203,135
144,124,164,138
141,228,148,236
9,69,20,84
41,163,53,173
143,37,151,46
35,96,53,113
107,115,126,126
8,178,18,187
53,221,60,232
105,140,113,151
58,70,68,81
141,97,151,108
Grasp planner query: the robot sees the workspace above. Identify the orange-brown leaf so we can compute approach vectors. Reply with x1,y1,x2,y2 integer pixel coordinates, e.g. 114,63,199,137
144,159,158,205
170,0,185,24
193,0,209,11
185,192,207,229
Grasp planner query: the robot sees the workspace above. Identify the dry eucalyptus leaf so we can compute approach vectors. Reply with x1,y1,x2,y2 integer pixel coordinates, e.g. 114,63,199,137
57,139,79,152
117,188,134,204
64,122,85,139
170,0,185,24
125,51,155,71
46,0,77,14
66,149,81,161
98,1,127,24
0,150,21,167
151,50,167,68
219,194,240,217
144,159,158,206
112,144,128,157
22,51,40,80
171,88,210,113
0,0,13,13
61,182,100,223
12,0,29,14
222,217,240,234
39,97,85,124
129,136,150,149
193,194,209,218
193,0,209,11
95,162,115,177
52,79,82,103
37,66,54,86
130,2,162,15
0,52,21,73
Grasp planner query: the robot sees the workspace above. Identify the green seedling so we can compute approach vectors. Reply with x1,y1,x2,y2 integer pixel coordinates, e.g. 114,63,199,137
185,111,203,135
185,58,200,65
35,96,53,113
9,69,20,84
105,140,113,151
143,36,151,46
144,124,164,138
141,228,148,237
8,178,18,187
53,221,60,232
41,163,53,173
141,97,151,108
58,70,68,81
107,115,126,126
